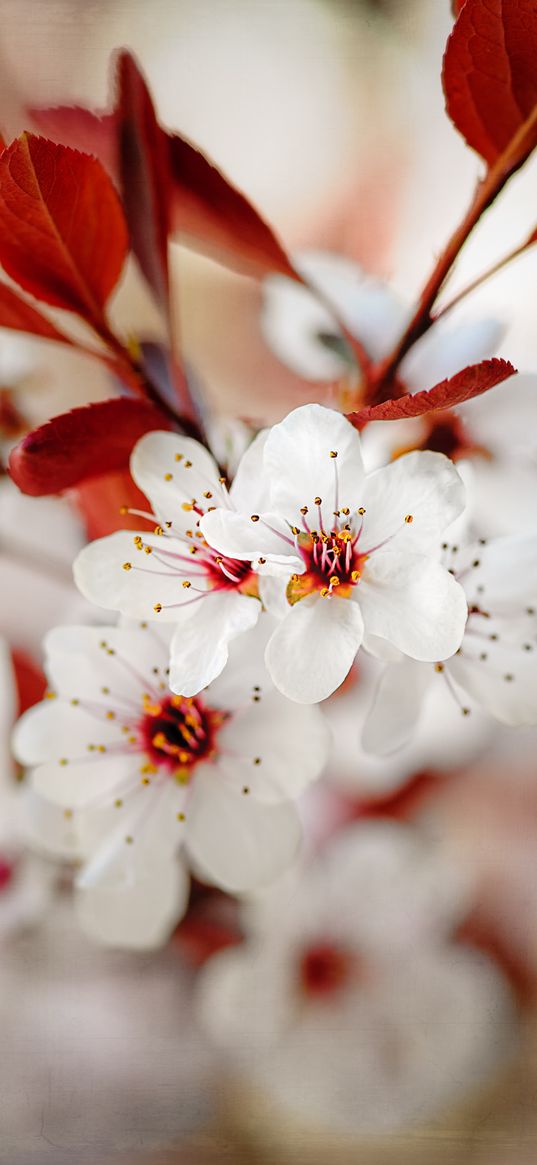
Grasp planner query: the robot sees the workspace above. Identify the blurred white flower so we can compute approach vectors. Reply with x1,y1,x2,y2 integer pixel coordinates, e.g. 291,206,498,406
202,403,468,702
74,430,267,696
198,821,515,1134
364,533,537,754
261,251,502,386
13,619,328,949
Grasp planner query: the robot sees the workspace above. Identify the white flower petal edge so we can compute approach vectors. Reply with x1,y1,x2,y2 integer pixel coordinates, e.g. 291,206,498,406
358,552,467,662
361,658,432,755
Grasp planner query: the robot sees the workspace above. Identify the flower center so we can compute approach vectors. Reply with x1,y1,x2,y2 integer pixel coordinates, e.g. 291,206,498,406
392,409,490,463
287,520,368,605
299,941,354,998
137,694,225,781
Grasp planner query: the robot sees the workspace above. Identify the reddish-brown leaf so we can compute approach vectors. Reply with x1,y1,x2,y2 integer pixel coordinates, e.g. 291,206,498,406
72,468,151,539
451,0,466,15
29,105,117,176
115,51,171,311
11,648,47,715
167,132,298,280
0,281,75,345
443,0,537,166
9,397,171,496
348,358,516,428
0,135,128,326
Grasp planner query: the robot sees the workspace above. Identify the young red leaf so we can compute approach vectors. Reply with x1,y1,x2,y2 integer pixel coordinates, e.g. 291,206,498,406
29,105,117,177
0,135,128,327
451,0,466,15
73,468,151,539
115,51,171,311
0,281,75,346
443,0,537,166
167,133,298,280
9,397,171,496
348,358,516,428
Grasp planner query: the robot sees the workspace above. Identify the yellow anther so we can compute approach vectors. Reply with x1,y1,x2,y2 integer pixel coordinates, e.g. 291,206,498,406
154,525,164,536
405,514,413,524
64,808,73,819
70,698,79,706
242,786,250,795
125,836,134,845
258,557,266,564
320,587,329,597
106,711,116,720
330,450,338,458
175,452,183,461
119,505,129,515
341,507,350,516
314,496,322,506
329,576,340,586
123,562,132,571
300,506,308,515
101,686,110,695
177,812,186,821
182,580,191,588
144,545,152,555
219,476,227,484
290,526,299,536
253,757,262,765
114,799,123,808
181,502,194,511
184,460,192,468
357,507,366,516
134,535,142,546
97,745,107,753
59,758,68,766
141,776,151,786
434,663,444,673
45,690,57,700
203,491,213,499
154,603,162,613
251,514,260,522
351,570,360,582
164,473,173,481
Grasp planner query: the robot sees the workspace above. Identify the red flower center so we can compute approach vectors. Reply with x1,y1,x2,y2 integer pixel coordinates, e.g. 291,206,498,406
137,694,225,780
287,526,368,604
299,941,354,998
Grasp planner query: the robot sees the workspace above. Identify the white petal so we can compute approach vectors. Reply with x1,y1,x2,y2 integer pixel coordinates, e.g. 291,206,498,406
42,623,168,703
74,531,210,621
216,691,330,802
258,574,290,619
13,700,121,765
169,590,260,696
262,252,407,380
228,429,271,512
448,646,537,726
359,451,466,555
400,316,503,392
464,533,537,612
186,769,302,892
200,508,302,571
206,614,277,709
30,755,137,809
76,841,189,950
359,552,467,661
265,595,364,703
264,404,366,520
198,944,292,1047
361,658,432,754
131,429,224,520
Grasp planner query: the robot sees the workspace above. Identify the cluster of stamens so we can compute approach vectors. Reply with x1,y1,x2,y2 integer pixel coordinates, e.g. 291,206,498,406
120,454,257,615
137,693,224,781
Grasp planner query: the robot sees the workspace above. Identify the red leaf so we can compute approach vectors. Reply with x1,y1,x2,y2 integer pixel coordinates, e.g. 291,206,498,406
8,397,171,496
115,51,171,311
0,281,75,345
0,134,128,326
451,0,466,14
73,468,151,539
443,0,537,166
29,105,117,177
167,132,298,280
11,648,47,715
348,358,516,428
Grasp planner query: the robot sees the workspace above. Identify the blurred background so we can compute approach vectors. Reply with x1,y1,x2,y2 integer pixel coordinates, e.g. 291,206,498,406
1,1,537,1162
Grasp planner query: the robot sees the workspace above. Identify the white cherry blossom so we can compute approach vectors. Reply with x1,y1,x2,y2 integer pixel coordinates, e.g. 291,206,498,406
364,533,537,754
73,429,273,696
201,403,468,703
261,250,502,387
198,821,514,1134
13,620,329,949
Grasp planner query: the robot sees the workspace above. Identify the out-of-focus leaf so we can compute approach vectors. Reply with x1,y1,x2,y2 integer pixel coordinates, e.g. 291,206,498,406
72,468,152,539
9,397,171,496
0,281,75,345
11,648,47,715
167,132,298,279
348,358,516,428
115,51,172,311
0,135,128,326
443,0,537,166
29,105,117,176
